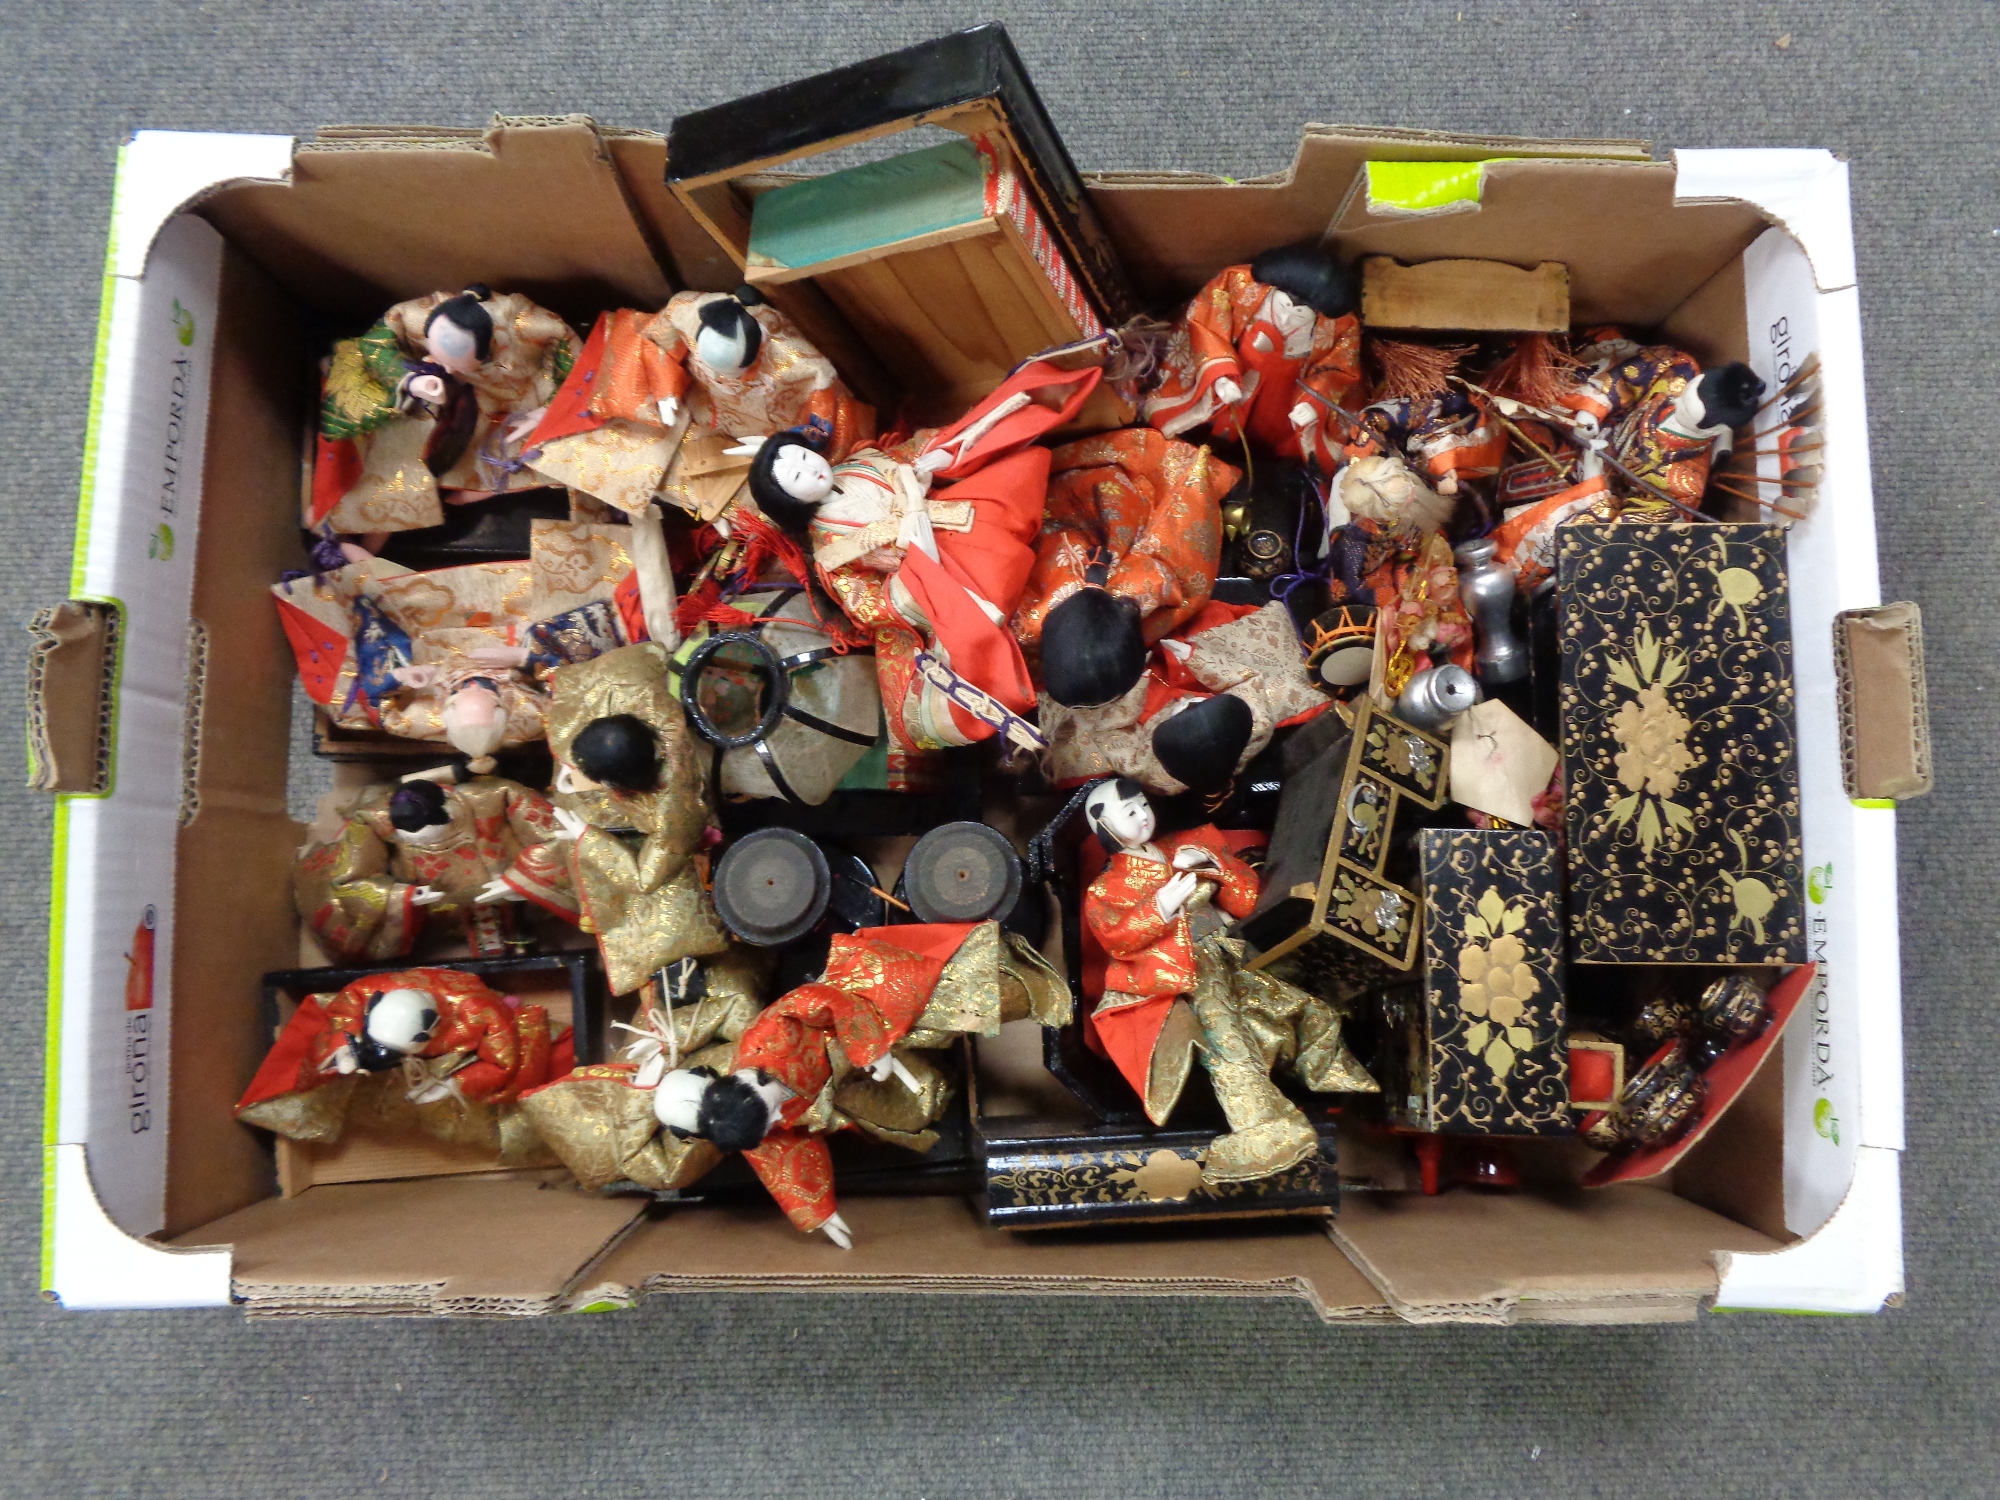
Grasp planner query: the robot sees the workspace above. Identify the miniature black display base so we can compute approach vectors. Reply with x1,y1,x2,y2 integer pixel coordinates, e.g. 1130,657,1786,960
981,1117,1340,1229
371,488,573,570
261,949,612,1065
715,781,982,840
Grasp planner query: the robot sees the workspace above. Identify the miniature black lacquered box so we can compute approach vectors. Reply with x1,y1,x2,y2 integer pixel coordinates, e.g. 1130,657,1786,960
1558,523,1806,965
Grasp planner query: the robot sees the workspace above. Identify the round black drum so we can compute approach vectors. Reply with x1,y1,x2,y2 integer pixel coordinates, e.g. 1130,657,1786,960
902,821,1022,925
713,828,832,947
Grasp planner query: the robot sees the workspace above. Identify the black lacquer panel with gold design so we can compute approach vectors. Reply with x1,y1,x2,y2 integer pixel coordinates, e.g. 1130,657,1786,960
1390,830,1570,1136
1558,523,1805,965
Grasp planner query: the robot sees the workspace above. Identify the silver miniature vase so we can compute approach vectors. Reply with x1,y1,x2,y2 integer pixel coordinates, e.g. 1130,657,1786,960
1394,664,1478,730
1454,537,1528,685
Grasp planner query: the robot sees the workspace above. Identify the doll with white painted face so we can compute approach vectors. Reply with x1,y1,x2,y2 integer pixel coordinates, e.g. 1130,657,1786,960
235,969,573,1156
293,774,579,964
310,285,579,538
741,360,1105,759
1075,778,1374,1185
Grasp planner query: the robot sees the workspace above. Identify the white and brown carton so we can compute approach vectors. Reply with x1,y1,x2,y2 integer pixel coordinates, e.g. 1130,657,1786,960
32,115,1915,1322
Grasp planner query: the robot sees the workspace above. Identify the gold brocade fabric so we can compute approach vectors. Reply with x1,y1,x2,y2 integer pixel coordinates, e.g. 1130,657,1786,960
516,1069,723,1191
322,415,445,534
546,644,725,993
831,1049,950,1152
234,1073,358,1143
532,416,690,518
902,922,1071,1048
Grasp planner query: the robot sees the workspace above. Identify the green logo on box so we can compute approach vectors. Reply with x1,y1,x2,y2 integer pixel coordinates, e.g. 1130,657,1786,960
172,299,194,347
149,524,174,561
1814,1097,1840,1144
1807,863,1832,904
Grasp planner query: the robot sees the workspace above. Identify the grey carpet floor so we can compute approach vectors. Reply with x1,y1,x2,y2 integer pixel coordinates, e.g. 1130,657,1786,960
2,2,1995,1496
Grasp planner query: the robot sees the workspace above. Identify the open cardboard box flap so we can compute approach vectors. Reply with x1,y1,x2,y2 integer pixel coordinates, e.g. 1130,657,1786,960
41,102,1907,1319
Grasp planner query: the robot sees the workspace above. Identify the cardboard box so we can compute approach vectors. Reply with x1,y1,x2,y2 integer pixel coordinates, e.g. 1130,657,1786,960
37,110,1906,1321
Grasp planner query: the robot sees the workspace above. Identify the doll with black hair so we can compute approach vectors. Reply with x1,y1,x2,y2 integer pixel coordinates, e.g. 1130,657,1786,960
1036,599,1327,798
1071,778,1376,1185
1142,241,1365,472
311,285,578,537
740,360,1108,759
293,771,579,963
235,968,573,1156
542,643,728,997
587,921,1064,1246
520,286,874,524
1014,428,1239,712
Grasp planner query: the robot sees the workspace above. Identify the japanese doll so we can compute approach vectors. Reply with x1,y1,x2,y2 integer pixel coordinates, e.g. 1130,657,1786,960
524,288,874,522
1039,600,1328,796
234,968,573,1162
1142,242,1364,473
526,921,1066,1246
1491,332,1766,585
293,774,579,963
543,641,729,996
1013,427,1239,710
311,286,579,538
746,359,1106,757
274,520,656,769
1079,779,1375,1185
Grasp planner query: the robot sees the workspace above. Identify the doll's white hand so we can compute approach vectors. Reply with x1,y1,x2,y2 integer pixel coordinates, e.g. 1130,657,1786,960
1172,845,1222,874
324,1041,359,1075
407,1075,460,1106
656,395,680,428
411,885,449,907
1569,410,1600,437
820,1212,854,1250
865,1053,922,1091
1214,377,1245,406
474,878,522,905
1289,400,1316,430
551,807,590,841
406,373,446,405
1155,870,1201,921
504,406,547,445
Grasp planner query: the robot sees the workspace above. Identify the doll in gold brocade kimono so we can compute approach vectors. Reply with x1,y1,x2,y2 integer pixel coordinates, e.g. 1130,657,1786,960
310,286,579,539
1074,779,1375,1187
524,922,1066,1246
274,520,669,769
1143,243,1364,474
293,774,580,963
542,642,729,998
523,287,874,523
744,360,1105,758
234,969,574,1161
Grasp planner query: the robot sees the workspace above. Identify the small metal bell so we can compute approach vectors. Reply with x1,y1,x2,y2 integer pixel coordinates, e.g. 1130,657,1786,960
1454,537,1528,686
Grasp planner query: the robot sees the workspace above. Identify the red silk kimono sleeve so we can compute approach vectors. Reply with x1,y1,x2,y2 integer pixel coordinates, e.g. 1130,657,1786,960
743,1131,838,1233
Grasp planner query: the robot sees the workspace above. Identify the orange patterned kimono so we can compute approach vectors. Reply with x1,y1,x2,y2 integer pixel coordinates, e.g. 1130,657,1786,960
1558,336,1725,510
293,777,578,962
1013,429,1238,659
731,925,974,1234
1143,265,1363,470
235,969,574,1144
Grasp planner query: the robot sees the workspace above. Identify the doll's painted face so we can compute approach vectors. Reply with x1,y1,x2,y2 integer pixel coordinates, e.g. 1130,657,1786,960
1265,287,1315,339
1087,782,1156,851
367,988,440,1055
770,443,834,505
442,682,508,761
425,317,483,376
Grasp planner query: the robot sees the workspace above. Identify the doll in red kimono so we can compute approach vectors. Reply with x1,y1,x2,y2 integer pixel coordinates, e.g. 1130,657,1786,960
1012,428,1240,712
1143,243,1363,474
293,774,579,962
746,360,1106,756
524,288,875,520
311,286,578,539
638,921,1067,1246
234,968,573,1156
1080,779,1373,1184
